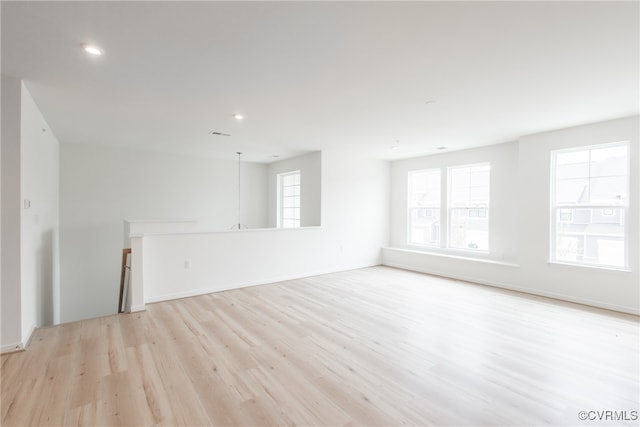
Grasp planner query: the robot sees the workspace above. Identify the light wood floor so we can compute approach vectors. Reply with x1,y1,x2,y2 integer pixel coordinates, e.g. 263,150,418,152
2,266,639,426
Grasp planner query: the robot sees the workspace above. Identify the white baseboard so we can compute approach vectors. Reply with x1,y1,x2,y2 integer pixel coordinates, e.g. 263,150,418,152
144,262,380,305
1,342,25,354
130,304,146,312
1,323,38,354
383,260,640,316
23,323,36,347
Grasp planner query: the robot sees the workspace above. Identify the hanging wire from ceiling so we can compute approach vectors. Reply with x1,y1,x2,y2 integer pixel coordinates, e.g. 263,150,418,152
230,151,246,230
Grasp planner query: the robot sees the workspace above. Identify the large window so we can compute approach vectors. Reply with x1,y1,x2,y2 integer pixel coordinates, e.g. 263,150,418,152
408,169,441,245
448,164,490,251
551,143,629,268
407,163,490,252
277,170,300,228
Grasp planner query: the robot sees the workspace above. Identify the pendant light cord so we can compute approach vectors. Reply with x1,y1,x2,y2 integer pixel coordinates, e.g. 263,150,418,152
237,151,241,229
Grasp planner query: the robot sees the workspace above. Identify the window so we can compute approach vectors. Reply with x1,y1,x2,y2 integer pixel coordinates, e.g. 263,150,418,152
407,163,491,252
551,143,629,268
277,170,300,228
559,208,573,222
408,169,441,245
448,164,490,251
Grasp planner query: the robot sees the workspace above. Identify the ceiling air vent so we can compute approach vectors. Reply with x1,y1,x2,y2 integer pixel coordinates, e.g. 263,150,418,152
209,131,231,136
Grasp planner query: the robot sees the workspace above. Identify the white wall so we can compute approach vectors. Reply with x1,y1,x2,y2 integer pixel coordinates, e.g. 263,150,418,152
134,150,389,304
389,141,520,262
1,75,23,351
517,116,639,312
1,77,60,352
384,116,639,314
20,82,60,334
267,151,322,227
59,143,268,323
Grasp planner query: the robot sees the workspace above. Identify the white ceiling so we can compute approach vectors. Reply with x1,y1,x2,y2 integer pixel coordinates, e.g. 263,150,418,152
2,1,638,163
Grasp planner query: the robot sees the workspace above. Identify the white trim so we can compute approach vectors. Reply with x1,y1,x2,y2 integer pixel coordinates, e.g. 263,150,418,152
1,342,25,354
383,246,519,267
144,262,379,305
553,204,628,209
1,323,35,354
23,323,36,348
131,226,322,239
130,304,146,312
547,260,631,273
382,259,639,316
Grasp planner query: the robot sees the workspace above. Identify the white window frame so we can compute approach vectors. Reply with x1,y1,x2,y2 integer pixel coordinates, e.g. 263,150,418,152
407,163,491,254
277,170,301,228
549,141,630,270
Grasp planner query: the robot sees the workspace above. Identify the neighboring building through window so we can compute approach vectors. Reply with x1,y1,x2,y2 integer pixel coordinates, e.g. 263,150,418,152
277,170,301,228
448,163,490,251
551,142,629,268
408,169,441,245
407,163,490,252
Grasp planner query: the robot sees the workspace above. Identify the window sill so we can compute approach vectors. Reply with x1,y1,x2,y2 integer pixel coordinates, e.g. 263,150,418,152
382,247,520,268
547,260,631,273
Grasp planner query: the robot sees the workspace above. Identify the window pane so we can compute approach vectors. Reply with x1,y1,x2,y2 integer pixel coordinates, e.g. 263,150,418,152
591,157,627,179
555,178,589,204
469,168,490,186
559,208,572,222
469,185,490,203
409,208,441,245
449,208,489,250
450,168,470,189
556,162,589,180
554,207,626,267
277,171,301,228
591,145,627,163
450,187,470,207
551,142,629,268
556,150,589,165
448,164,490,251
590,176,627,204
409,169,441,245
554,144,628,206
410,170,440,206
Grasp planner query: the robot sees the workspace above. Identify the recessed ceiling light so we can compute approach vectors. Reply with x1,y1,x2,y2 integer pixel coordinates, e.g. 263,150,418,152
272,155,281,158
425,100,436,105
436,146,447,150
233,113,244,120
82,44,103,56
391,146,399,150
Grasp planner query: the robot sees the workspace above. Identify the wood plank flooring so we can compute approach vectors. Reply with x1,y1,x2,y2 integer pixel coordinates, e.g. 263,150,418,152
2,266,639,426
